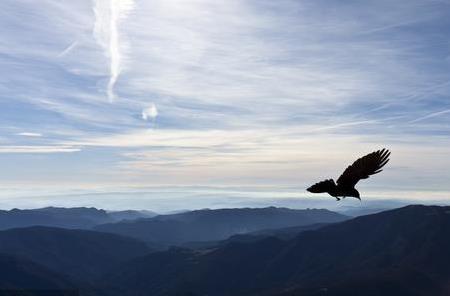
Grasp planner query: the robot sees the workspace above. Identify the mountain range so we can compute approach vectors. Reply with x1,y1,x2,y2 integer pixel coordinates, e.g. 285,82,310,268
99,205,450,296
0,205,448,295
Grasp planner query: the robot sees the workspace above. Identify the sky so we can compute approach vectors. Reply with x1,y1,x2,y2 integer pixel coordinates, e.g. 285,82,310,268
0,0,450,210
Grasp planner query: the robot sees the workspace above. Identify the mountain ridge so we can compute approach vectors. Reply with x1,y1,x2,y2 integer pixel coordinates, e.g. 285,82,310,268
0,207,157,230
94,207,348,246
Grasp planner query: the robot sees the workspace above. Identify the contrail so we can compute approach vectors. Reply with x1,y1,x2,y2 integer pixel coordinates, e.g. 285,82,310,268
57,41,78,58
93,0,135,102
315,115,406,131
409,109,450,123
315,120,378,131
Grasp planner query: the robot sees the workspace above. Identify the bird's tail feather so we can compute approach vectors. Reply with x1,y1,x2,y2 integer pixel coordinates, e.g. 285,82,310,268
307,179,336,193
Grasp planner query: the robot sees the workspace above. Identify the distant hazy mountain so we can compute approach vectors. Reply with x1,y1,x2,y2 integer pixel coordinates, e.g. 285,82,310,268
100,205,450,296
0,207,157,230
0,226,151,283
108,209,158,221
338,207,389,217
94,207,348,246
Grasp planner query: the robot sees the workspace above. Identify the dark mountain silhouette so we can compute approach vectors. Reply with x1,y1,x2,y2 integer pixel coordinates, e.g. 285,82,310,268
100,205,450,296
308,148,390,200
94,207,348,247
182,223,328,250
0,207,155,230
0,254,75,290
0,226,151,283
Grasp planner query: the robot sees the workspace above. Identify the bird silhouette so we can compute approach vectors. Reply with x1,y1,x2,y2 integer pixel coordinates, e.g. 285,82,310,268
307,148,390,201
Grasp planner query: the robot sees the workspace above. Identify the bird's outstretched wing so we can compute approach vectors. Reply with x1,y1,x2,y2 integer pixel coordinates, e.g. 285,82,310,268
337,148,390,188
307,179,336,193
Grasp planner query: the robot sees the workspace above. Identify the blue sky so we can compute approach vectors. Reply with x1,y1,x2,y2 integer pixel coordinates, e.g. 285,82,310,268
0,0,450,210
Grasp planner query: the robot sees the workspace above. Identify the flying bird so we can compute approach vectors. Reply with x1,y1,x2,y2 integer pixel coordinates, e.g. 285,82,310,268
307,149,390,201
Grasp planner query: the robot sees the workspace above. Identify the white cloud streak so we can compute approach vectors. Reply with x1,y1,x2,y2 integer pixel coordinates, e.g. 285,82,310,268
93,0,135,101
0,146,80,153
16,132,43,137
